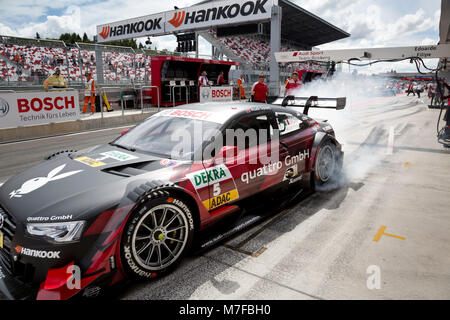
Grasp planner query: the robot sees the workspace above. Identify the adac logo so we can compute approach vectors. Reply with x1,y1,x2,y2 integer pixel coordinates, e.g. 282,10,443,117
99,26,110,40
0,97,9,118
168,11,185,28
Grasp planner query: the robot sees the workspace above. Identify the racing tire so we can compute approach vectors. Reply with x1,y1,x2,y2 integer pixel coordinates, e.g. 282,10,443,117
312,141,341,191
121,192,195,279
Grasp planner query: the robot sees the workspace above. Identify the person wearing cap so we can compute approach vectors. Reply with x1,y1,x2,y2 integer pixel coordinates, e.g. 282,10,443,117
43,68,67,92
198,71,208,87
285,71,302,96
83,72,96,114
251,75,268,103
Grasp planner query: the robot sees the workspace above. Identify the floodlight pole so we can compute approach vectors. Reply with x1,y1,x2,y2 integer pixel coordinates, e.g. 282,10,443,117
269,5,282,96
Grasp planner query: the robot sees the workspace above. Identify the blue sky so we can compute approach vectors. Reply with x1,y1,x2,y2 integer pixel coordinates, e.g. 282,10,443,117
0,0,442,73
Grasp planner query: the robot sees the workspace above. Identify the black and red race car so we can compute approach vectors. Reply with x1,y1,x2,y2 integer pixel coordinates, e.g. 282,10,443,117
0,96,345,300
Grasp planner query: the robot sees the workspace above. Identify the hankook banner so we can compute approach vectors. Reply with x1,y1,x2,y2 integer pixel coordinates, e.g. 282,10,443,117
0,91,80,129
97,0,276,43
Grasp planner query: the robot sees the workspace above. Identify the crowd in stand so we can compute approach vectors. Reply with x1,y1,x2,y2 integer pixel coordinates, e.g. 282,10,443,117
208,29,300,70
0,44,150,83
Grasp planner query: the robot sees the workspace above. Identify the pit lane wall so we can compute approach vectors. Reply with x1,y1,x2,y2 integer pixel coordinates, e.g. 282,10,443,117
0,90,153,143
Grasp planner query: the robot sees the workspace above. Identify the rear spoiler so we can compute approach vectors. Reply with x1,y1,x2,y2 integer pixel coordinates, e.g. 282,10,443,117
271,95,346,115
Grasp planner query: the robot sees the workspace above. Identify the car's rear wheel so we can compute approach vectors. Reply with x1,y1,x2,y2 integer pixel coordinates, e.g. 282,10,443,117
121,194,194,279
312,141,340,190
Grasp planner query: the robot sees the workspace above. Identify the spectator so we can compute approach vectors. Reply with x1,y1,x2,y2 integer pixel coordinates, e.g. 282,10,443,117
43,68,67,92
251,75,268,103
198,71,208,87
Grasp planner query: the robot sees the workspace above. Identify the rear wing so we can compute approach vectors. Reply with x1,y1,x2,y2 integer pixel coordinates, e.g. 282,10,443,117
271,95,346,115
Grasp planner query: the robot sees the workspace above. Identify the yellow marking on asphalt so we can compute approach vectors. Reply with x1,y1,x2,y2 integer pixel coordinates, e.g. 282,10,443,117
373,225,406,242
251,247,267,258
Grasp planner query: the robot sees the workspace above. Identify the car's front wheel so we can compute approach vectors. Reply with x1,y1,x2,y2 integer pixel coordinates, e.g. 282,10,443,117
121,193,195,279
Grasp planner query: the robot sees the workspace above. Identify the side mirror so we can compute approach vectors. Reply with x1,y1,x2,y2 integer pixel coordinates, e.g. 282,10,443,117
121,128,130,135
214,145,238,163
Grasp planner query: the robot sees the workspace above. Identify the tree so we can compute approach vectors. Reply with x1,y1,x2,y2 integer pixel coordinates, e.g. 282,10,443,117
82,32,90,43
35,32,40,39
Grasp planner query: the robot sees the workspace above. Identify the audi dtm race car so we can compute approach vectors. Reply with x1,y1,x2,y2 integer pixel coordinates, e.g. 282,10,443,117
0,96,345,300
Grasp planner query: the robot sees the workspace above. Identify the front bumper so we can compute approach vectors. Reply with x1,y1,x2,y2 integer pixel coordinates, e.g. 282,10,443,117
0,264,36,300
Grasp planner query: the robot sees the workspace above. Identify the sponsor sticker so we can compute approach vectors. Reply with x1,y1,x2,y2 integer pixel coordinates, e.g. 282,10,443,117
160,159,177,167
9,164,83,199
187,164,239,210
74,157,105,167
15,245,61,259
186,164,233,189
202,189,239,210
27,215,73,222
100,150,137,162
75,150,138,167
0,232,3,249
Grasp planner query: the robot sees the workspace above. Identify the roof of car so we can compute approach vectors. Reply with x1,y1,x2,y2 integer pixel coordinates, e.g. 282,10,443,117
154,102,290,124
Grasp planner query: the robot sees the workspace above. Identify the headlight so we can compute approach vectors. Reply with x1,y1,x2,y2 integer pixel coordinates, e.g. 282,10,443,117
26,221,85,243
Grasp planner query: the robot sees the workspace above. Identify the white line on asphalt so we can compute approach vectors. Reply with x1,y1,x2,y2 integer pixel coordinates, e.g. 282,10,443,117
0,125,134,146
386,126,395,155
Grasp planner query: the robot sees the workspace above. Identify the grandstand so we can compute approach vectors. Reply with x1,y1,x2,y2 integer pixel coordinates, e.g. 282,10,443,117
0,35,171,87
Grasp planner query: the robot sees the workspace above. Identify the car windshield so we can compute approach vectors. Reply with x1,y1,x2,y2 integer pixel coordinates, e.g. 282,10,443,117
112,115,222,160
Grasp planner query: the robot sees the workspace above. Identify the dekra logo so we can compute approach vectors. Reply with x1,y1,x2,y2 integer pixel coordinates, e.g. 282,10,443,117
169,0,268,28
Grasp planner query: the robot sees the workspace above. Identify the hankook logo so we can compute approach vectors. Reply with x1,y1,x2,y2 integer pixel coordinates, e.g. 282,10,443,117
0,97,9,118
99,26,110,40
167,0,268,29
169,11,186,28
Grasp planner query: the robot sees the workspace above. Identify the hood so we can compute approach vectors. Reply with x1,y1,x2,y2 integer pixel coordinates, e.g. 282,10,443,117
0,144,188,223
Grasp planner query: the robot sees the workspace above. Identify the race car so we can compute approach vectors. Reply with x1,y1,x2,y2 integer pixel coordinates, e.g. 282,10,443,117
0,96,345,300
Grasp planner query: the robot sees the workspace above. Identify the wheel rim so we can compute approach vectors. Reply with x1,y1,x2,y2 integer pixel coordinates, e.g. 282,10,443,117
131,204,188,271
316,145,335,182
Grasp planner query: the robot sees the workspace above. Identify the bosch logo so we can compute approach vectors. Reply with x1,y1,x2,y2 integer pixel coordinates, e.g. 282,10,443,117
0,214,4,229
0,98,9,118
212,89,232,98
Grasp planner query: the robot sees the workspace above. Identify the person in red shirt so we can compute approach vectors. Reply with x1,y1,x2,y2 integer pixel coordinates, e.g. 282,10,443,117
217,71,225,85
285,71,302,95
251,75,268,103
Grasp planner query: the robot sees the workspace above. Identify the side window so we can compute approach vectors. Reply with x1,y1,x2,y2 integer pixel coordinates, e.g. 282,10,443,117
275,112,303,136
225,114,274,150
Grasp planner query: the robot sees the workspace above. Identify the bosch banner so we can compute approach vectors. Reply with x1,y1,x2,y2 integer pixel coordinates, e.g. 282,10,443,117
200,86,233,103
97,0,276,43
0,91,80,129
